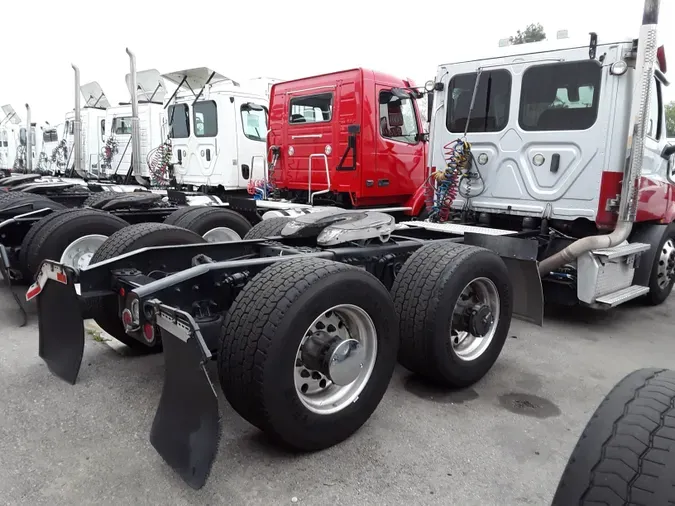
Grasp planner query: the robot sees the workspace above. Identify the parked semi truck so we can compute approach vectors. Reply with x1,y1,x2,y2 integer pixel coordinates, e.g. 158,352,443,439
23,0,673,491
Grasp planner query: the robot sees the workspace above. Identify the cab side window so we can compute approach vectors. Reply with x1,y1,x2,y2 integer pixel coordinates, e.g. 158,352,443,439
379,90,419,144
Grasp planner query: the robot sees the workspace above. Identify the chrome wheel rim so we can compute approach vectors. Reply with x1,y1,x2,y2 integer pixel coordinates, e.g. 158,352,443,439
294,304,377,415
59,234,108,270
450,277,500,362
656,239,675,290
202,227,241,242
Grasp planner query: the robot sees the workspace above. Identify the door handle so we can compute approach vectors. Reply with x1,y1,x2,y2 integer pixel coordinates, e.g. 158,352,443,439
241,164,250,179
550,153,560,173
206,149,211,162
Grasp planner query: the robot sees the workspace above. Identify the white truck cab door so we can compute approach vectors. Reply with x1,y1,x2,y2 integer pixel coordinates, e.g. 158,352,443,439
167,103,191,181
234,97,268,188
192,99,219,179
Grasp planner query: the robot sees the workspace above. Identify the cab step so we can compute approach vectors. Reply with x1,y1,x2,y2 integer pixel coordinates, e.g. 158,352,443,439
592,242,650,260
595,285,650,307
399,221,516,236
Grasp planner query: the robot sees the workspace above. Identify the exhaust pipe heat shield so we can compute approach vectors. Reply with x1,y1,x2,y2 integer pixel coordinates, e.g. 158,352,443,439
148,303,220,490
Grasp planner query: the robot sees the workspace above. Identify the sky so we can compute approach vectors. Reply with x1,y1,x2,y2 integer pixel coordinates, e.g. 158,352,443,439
1,0,673,125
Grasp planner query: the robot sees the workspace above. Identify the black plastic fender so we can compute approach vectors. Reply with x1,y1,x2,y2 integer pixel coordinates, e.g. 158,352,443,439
629,221,675,286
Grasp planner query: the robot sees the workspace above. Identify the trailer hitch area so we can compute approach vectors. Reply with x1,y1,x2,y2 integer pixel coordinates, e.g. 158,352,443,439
146,300,220,490
26,260,85,384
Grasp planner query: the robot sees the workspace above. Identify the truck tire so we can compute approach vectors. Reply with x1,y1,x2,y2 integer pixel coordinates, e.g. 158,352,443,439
89,223,207,352
243,217,293,239
0,192,64,212
163,206,252,241
19,208,129,281
162,206,197,226
645,226,675,305
219,257,398,451
391,240,513,388
82,192,112,207
551,368,675,505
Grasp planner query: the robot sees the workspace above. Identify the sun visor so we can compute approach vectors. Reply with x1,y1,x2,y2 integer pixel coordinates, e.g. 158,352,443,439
125,69,167,103
80,82,111,109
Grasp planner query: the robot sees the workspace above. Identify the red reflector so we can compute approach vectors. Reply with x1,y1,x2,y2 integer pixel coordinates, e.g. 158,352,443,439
121,309,133,327
143,323,154,343
25,284,41,301
56,272,67,284
658,45,667,74
119,287,126,297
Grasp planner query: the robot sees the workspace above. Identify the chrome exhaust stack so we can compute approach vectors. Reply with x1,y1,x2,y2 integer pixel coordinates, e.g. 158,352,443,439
538,0,661,275
126,48,146,186
71,64,86,179
25,104,32,173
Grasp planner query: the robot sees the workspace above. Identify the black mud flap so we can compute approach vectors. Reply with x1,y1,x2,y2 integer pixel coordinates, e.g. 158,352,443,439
0,243,27,327
29,261,85,384
148,302,220,490
464,232,544,326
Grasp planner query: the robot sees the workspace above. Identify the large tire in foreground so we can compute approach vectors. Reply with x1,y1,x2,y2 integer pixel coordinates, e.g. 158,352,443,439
19,208,128,281
163,206,252,241
552,368,675,505
391,240,513,388
89,223,207,352
243,217,293,240
219,257,398,451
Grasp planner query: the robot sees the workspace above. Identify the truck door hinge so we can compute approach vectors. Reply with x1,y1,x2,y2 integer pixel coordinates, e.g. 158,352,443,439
605,194,620,212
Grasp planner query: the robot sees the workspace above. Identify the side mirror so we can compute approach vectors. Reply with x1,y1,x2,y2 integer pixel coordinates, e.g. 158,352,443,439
662,144,675,160
416,132,429,143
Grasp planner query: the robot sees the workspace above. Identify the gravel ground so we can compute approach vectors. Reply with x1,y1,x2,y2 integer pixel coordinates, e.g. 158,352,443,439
0,287,672,506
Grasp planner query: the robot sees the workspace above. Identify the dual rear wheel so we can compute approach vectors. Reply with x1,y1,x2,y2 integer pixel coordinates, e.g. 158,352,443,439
64,218,514,452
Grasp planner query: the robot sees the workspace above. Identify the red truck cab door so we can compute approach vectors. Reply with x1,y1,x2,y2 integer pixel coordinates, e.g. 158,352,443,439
371,85,426,205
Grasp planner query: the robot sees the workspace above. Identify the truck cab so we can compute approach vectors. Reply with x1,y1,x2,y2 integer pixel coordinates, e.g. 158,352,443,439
0,104,21,171
266,68,427,211
62,81,110,177
103,69,168,182
162,68,270,191
428,35,672,234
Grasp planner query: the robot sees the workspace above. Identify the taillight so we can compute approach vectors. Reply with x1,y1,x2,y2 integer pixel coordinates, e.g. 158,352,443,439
143,323,154,343
121,309,133,328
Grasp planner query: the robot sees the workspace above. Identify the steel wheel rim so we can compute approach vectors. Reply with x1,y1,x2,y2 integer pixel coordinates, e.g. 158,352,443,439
450,277,500,362
656,239,675,290
59,234,108,270
294,304,378,415
202,227,241,242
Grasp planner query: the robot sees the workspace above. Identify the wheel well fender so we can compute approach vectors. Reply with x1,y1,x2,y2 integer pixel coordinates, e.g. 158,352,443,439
629,221,675,286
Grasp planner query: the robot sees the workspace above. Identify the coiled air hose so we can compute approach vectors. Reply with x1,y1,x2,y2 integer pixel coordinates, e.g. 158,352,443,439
427,138,472,222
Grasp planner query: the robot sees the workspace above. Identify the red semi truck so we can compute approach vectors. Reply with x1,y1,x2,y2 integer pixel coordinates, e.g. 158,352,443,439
255,68,429,217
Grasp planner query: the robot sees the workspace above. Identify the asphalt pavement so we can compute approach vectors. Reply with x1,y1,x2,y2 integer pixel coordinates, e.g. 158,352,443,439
0,288,672,506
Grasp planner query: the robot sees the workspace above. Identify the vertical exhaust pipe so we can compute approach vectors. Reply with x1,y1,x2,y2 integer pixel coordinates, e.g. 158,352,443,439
71,64,86,179
126,48,145,186
25,104,32,173
538,0,660,275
